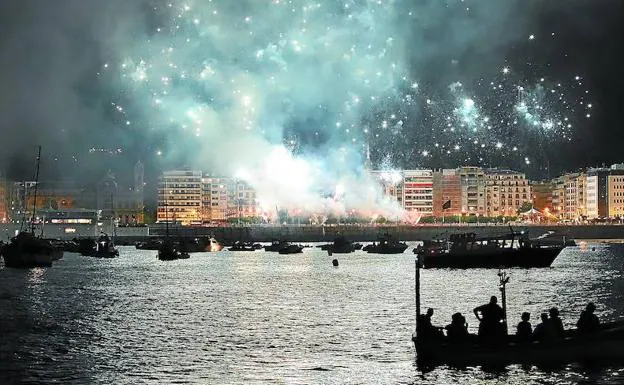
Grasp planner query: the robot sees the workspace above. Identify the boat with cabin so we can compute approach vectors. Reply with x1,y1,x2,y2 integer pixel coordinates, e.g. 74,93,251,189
0,146,60,268
320,235,362,254
413,228,563,269
363,233,408,254
411,258,624,368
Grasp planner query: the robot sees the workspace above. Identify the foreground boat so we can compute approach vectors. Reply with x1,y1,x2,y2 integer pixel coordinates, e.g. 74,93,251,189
413,230,563,268
411,258,624,368
1,232,55,268
414,321,624,367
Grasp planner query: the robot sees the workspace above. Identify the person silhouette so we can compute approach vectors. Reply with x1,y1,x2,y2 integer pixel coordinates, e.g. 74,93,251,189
516,312,532,341
473,296,505,340
577,302,600,334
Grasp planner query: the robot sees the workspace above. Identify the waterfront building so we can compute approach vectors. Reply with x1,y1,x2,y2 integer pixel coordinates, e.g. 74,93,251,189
562,172,586,221
531,181,554,213
458,166,486,216
484,169,532,217
585,166,624,219
550,176,566,218
230,179,260,221
607,175,624,218
432,169,461,217
0,175,8,223
157,170,203,225
201,176,231,223
401,170,433,215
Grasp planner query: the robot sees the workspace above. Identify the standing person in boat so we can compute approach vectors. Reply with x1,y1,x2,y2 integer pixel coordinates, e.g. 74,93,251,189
549,307,565,338
473,295,506,341
577,302,600,333
516,312,533,341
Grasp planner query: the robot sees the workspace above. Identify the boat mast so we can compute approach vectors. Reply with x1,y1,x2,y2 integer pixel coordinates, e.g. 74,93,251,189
110,193,115,241
415,257,421,334
30,146,42,235
498,270,510,334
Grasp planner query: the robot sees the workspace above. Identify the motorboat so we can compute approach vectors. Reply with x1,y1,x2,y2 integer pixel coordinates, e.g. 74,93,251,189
413,229,563,269
363,233,408,254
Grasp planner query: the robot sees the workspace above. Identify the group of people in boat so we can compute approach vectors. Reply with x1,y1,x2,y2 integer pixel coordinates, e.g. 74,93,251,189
418,296,601,343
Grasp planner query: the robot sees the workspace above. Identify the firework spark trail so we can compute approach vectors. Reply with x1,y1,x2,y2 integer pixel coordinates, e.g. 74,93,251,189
103,0,592,217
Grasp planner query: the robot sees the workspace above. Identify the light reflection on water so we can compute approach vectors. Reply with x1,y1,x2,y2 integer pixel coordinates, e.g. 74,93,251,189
0,243,623,384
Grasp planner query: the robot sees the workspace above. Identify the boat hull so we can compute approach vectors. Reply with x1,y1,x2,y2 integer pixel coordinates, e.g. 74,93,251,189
419,246,562,269
414,322,624,367
1,243,54,268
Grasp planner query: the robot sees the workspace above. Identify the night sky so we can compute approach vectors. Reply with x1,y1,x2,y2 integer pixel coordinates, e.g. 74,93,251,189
0,0,622,189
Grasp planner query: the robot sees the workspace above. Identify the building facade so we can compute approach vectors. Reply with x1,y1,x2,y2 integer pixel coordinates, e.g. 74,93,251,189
401,170,433,215
432,169,461,217
484,169,532,217
531,181,554,213
458,167,486,216
607,175,624,218
157,170,203,225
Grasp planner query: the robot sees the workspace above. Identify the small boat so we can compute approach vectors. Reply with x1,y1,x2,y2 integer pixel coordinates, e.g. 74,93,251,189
264,240,289,252
135,238,163,250
228,241,258,251
1,146,61,268
278,243,304,254
320,235,361,254
411,259,624,368
158,240,182,261
413,228,563,269
363,233,408,254
92,233,119,258
1,232,55,268
78,238,98,256
179,237,222,252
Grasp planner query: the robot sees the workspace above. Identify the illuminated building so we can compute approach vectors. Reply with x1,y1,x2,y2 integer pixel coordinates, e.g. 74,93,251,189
607,175,624,218
402,170,433,215
157,170,202,225
458,167,486,216
201,176,230,223
563,172,586,221
531,181,555,213
432,169,461,217
585,165,624,219
369,170,403,206
484,169,532,217
0,175,7,223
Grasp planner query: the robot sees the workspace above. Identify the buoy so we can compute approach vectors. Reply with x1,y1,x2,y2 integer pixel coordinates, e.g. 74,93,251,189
591,247,596,251
332,259,339,267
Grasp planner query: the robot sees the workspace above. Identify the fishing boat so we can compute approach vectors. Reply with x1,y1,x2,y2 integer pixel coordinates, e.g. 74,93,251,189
363,233,408,254
0,146,58,268
413,228,563,269
319,235,362,254
411,258,624,368
278,243,304,254
92,233,119,258
228,241,258,251
91,194,119,258
264,240,289,252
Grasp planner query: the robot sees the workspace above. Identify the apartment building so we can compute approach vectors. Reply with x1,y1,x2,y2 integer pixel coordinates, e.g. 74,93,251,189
401,169,433,215
484,169,531,217
432,169,461,216
458,167,486,215
157,170,203,225
607,175,624,218
531,181,554,213
563,173,586,220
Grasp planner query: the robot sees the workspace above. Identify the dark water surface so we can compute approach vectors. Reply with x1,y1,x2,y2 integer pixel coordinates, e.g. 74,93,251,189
1,243,624,384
